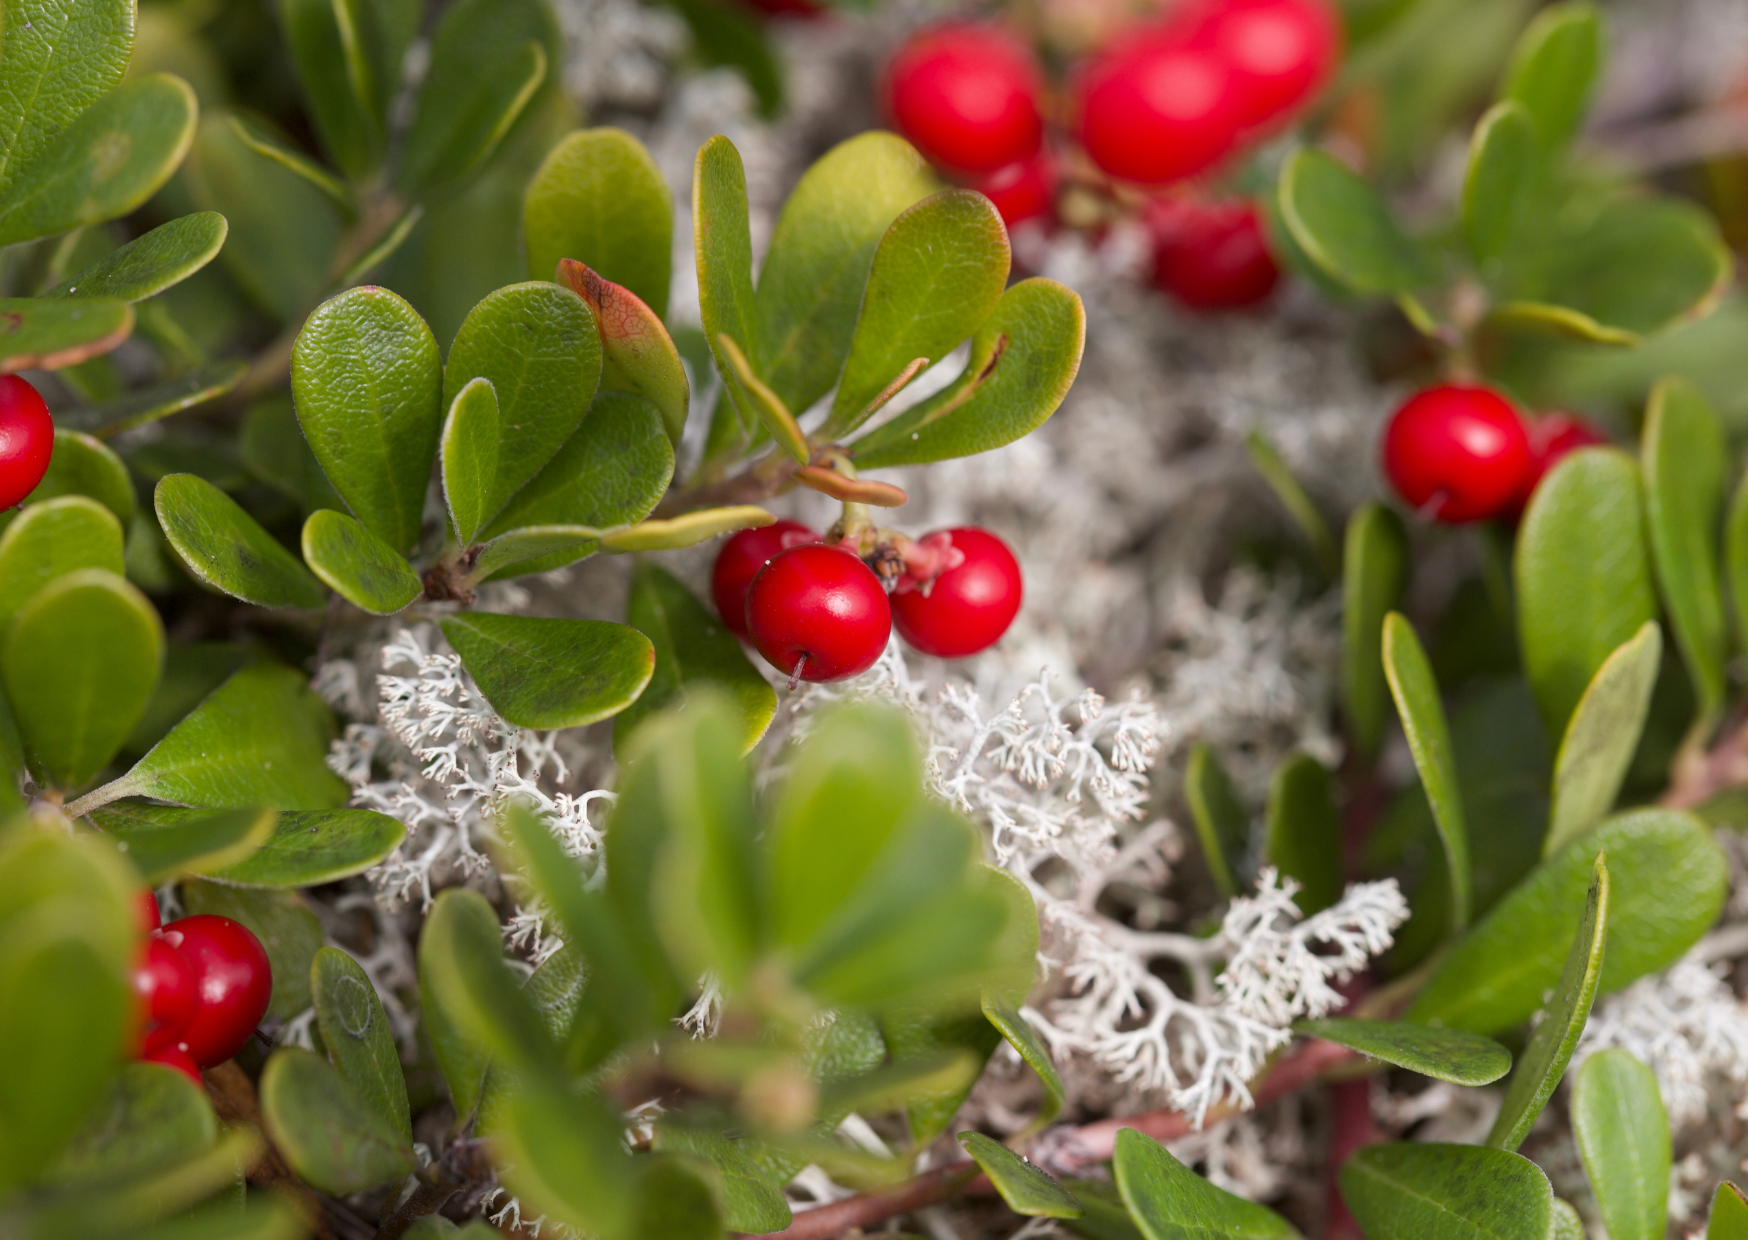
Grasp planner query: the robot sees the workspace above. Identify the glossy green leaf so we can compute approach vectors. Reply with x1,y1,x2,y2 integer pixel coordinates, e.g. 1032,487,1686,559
59,361,246,437
442,282,600,527
43,1061,216,1190
292,285,443,555
1464,101,1535,265
1516,448,1657,739
652,1126,792,1234
694,135,760,438
1342,504,1408,759
0,495,125,630
754,131,936,417
614,561,775,756
1545,621,1660,856
1277,147,1437,295
0,0,133,203
959,1132,1083,1218
525,127,672,315
1502,1,1602,150
1184,741,1246,897
1293,1018,1510,1084
850,277,1085,467
597,506,772,553
1409,808,1724,1033
982,992,1065,1129
0,75,197,248
208,808,405,887
20,430,133,526
1572,1048,1669,1240
0,295,131,372
182,881,323,1024
259,1047,413,1194
313,946,411,1144
466,525,600,582
3,569,162,790
440,612,654,729
557,259,689,444
1486,855,1608,1150
1383,612,1470,931
1114,1128,1300,1240
273,0,378,178
301,508,421,615
87,802,276,881
155,474,327,609
825,189,1010,436
1708,1183,1748,1239
227,112,351,206
1341,1144,1552,1240
1264,753,1342,914
1642,377,1729,719
441,376,497,547
49,212,228,302
1246,430,1338,573
418,889,495,1121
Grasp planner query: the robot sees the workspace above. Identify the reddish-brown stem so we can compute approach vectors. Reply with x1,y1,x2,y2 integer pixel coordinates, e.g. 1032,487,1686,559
743,1164,978,1240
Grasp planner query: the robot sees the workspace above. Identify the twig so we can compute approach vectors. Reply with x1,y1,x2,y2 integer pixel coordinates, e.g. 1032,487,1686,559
741,1164,978,1240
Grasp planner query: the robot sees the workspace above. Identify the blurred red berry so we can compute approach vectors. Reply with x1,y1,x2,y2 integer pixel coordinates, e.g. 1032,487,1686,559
141,1043,204,1087
0,374,53,510
885,24,1045,174
746,544,891,682
157,915,272,1068
1382,385,1530,523
1519,413,1608,508
137,889,162,933
893,528,1023,658
132,936,198,1055
741,0,823,16
712,519,822,640
1075,32,1243,185
1180,0,1339,132
973,153,1057,229
1147,196,1280,309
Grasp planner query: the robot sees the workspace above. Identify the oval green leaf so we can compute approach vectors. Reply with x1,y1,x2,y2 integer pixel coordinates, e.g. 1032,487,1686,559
1293,1018,1510,1085
441,375,499,547
1341,503,1408,760
1503,1,1602,150
1265,753,1342,914
155,474,327,609
0,295,131,373
597,506,773,553
1708,1183,1748,1239
301,508,421,615
208,808,405,888
0,495,125,630
525,127,672,316
959,1132,1083,1219
1545,621,1660,856
1383,612,1470,931
20,429,134,527
440,612,655,730
259,1047,413,1195
1184,741,1246,898
313,946,411,1144
982,991,1065,1130
1114,1127,1301,1240
1341,1143,1551,1240
1277,147,1437,295
43,1060,217,1190
558,258,689,444
87,801,277,882
694,135,760,440
1464,101,1535,266
1572,1048,1670,1240
48,211,229,303
0,0,133,203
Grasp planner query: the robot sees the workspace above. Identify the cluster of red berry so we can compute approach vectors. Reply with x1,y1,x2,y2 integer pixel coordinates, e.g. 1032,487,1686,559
0,375,54,509
1381,384,1607,524
881,0,1339,310
131,892,273,1086
712,521,1024,682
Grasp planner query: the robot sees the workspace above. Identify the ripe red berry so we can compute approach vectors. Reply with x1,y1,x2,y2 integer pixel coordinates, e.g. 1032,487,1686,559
156,915,272,1068
884,25,1045,175
1075,33,1243,185
1382,385,1530,523
892,528,1023,658
132,936,198,1055
713,519,822,640
137,889,162,933
1147,196,1280,309
1180,0,1340,133
745,544,891,682
1519,412,1607,507
973,154,1057,229
0,374,53,510
141,1043,203,1087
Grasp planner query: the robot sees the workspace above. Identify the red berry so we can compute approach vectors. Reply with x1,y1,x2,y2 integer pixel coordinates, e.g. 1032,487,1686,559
141,1043,203,1087
0,375,53,510
1075,32,1243,185
132,936,198,1055
973,154,1057,229
157,915,272,1068
1181,0,1339,133
712,520,822,640
745,544,891,682
893,528,1023,658
884,25,1045,175
137,889,162,933
1147,196,1280,309
1520,412,1608,506
1382,385,1530,523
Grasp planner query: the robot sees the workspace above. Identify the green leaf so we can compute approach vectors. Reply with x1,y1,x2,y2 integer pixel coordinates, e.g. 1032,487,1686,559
1463,101,1535,265
418,886,560,1081
488,1085,636,1240
442,282,601,528
241,394,343,516
1246,430,1338,573
1293,1018,1510,1085
1552,1199,1585,1240
87,802,276,882
439,612,654,729
122,644,255,760
272,0,379,178
418,889,495,1121
0,74,197,249
1516,447,1657,739
0,295,131,372
3,569,162,790
312,946,411,1144
614,561,776,757
1728,473,1748,668
1642,377,1729,719
849,277,1085,468
0,495,125,631
1264,753,1342,914
300,508,421,615
1545,621,1660,856
824,189,1010,436
595,506,772,553
397,0,553,197
1184,741,1247,897
1408,808,1724,1033
1114,1127,1301,1240
227,112,351,207
1572,1048,1670,1240
982,992,1065,1129
557,259,690,445
466,525,600,583
1341,504,1409,759
524,127,672,316
182,881,324,1024
694,135,760,438
959,1132,1083,1219
1502,1,1602,150
1340,1144,1552,1240
1485,855,1609,1150
48,212,228,302
441,376,498,546
0,0,133,203
292,285,443,554
1383,612,1470,931
662,0,781,116
43,1061,216,1190
207,808,405,887
20,429,133,526
1709,1183,1748,1240
259,1047,414,1194
1277,147,1437,295
652,1126,792,1234
58,361,246,438
154,474,328,609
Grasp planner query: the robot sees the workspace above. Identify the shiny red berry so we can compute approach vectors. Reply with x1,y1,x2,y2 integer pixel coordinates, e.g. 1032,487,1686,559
885,25,1045,175
0,374,53,510
1075,32,1243,185
141,1043,204,1087
713,520,822,640
1181,0,1339,132
137,889,162,933
1382,385,1530,523
1519,412,1607,506
132,936,198,1055
1147,196,1280,309
973,154,1057,229
746,544,891,682
893,528,1023,658
157,915,272,1068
